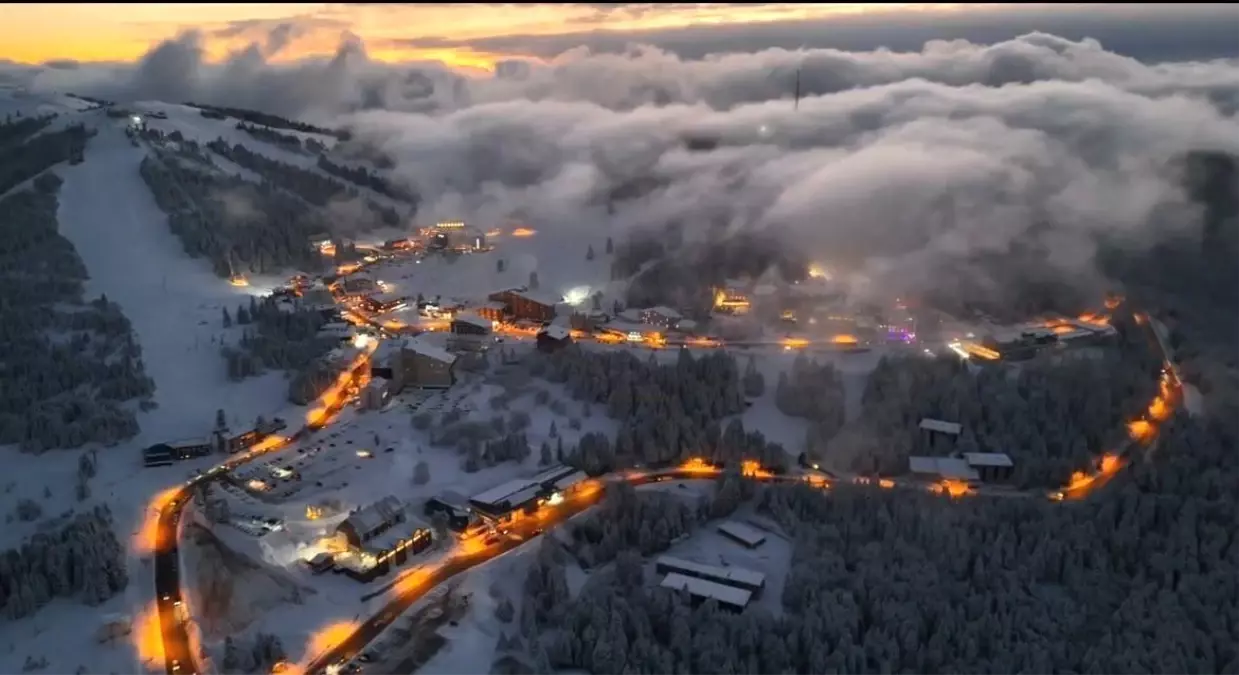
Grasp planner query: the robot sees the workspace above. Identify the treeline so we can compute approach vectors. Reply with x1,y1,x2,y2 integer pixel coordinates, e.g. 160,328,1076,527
138,136,328,277
818,311,1159,488
0,173,155,452
186,102,346,139
220,633,286,674
618,228,809,311
235,122,325,155
316,154,417,203
205,138,399,227
535,347,787,472
0,120,92,195
0,506,129,620
220,296,335,381
0,112,53,150
774,355,847,452
506,411,1236,674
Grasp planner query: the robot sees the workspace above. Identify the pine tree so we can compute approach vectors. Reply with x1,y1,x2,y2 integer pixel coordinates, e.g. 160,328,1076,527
529,270,540,289
222,307,232,328
215,408,227,431
605,236,614,254
586,245,595,261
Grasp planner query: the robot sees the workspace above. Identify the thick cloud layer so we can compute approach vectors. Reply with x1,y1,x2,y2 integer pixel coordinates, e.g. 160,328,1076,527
17,30,1239,302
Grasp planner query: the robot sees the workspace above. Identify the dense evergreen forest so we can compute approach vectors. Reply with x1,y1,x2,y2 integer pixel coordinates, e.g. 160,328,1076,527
136,128,328,277
491,150,1239,675
0,119,155,452
205,138,400,227
185,102,345,138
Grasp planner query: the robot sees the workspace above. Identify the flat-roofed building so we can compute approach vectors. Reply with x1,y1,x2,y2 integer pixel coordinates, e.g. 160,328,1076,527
919,418,962,436
963,452,1015,482
654,555,766,593
660,573,752,612
468,464,582,520
908,456,980,483
717,521,767,549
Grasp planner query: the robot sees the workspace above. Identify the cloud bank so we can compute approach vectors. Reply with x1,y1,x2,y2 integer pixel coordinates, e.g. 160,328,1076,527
16,28,1239,304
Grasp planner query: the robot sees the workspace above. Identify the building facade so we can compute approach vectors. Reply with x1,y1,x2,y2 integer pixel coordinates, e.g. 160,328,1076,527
397,338,457,389
488,289,558,323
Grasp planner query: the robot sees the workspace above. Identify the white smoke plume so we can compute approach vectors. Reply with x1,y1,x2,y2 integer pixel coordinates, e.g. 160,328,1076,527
15,29,1239,303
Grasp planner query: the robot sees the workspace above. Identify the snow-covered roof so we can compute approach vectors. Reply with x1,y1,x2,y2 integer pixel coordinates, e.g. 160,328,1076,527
369,290,406,304
539,324,570,341
909,455,981,480
716,520,767,546
528,464,579,485
552,470,589,492
510,289,562,307
660,573,752,609
401,337,457,365
340,495,404,540
169,436,214,448
919,418,962,436
471,477,539,507
655,555,765,589
963,452,1014,468
452,312,492,330
642,306,682,319
935,458,980,481
618,309,643,322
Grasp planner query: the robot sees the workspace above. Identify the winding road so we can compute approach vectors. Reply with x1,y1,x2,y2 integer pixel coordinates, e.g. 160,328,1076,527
148,300,1179,675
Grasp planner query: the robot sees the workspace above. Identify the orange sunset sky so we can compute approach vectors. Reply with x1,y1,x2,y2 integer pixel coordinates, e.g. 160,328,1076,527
1,3,980,70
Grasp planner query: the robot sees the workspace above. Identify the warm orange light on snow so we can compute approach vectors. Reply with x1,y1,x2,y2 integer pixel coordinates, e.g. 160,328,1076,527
1128,419,1154,443
133,603,165,667
740,460,773,479
781,337,809,349
679,457,719,475
136,487,181,555
829,334,859,345
305,621,359,664
936,479,973,498
511,227,536,237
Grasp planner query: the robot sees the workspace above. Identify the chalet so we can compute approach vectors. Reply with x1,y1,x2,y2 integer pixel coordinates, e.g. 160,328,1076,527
472,301,507,323
397,338,457,389
536,324,572,353
334,496,433,582
451,312,493,336
488,288,559,323
363,291,407,314
339,275,377,298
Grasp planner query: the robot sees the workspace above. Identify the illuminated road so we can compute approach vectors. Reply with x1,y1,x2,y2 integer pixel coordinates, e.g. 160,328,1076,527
153,281,1179,675
150,347,375,675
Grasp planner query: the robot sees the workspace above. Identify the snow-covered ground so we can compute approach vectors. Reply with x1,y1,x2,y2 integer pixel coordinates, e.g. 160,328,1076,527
133,101,336,171
369,233,619,310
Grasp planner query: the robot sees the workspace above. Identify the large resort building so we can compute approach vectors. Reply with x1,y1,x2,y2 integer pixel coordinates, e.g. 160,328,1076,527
328,496,433,582
467,464,590,525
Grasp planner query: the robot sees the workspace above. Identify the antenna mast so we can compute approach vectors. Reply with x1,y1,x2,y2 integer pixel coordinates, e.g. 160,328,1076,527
794,67,801,111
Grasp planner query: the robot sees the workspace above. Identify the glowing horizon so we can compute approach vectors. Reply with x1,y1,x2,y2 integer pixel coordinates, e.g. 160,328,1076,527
1,3,982,71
